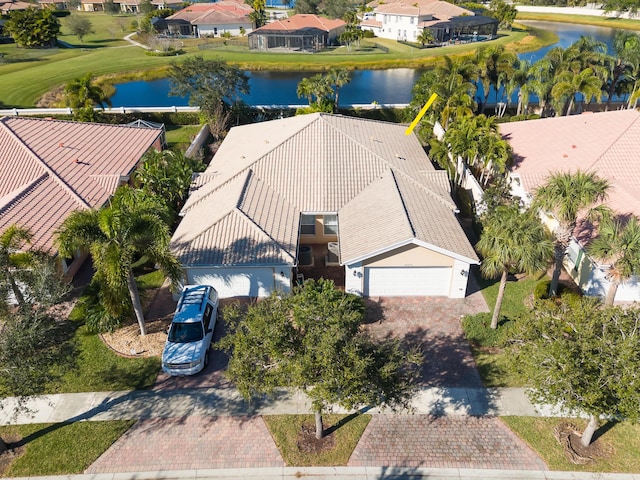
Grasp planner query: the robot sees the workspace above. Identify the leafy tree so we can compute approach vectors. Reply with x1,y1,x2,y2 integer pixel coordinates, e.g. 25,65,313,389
139,0,155,15
54,187,182,336
477,205,553,329
488,0,517,29
416,29,434,47
588,215,640,306
533,171,609,297
294,0,320,14
133,149,205,223
511,298,640,447
168,56,249,140
104,0,120,15
322,0,351,19
65,14,94,43
64,72,111,122
602,0,640,17
4,8,60,48
220,279,421,439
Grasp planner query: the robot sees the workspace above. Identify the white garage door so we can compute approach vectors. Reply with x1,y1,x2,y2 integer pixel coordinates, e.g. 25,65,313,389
188,267,275,299
364,267,452,297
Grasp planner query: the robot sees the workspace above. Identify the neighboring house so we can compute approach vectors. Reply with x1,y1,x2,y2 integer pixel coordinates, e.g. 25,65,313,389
165,2,253,37
0,0,32,14
170,113,479,299
499,109,640,303
248,14,346,52
361,0,497,43
0,116,164,277
38,0,69,9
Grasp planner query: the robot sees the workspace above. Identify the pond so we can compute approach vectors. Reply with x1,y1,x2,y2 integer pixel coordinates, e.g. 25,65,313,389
109,21,634,108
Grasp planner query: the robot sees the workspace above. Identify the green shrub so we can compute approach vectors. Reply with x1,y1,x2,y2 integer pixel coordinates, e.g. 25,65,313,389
362,30,375,38
534,279,551,300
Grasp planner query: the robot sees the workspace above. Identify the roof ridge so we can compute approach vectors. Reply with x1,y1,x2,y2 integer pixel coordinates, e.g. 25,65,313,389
236,172,296,262
0,173,48,215
1,120,91,209
388,170,416,237
394,168,456,209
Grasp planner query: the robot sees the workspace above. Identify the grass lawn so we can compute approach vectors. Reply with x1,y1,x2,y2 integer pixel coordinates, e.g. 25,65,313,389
58,12,134,47
502,417,640,473
263,414,370,466
0,27,544,108
463,272,545,387
165,124,204,151
516,11,640,31
0,420,134,477
44,268,164,393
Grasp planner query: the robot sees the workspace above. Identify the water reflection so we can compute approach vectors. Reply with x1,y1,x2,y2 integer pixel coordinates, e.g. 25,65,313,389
109,22,632,108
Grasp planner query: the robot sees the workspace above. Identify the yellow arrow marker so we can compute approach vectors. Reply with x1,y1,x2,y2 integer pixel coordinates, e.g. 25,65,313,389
405,92,438,136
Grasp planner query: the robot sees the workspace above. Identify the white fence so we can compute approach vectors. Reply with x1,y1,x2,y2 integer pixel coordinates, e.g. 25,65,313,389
0,104,410,117
516,5,636,18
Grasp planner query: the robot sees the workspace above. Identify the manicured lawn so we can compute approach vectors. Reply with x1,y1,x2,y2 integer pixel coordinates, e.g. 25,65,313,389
58,12,133,47
263,414,370,466
502,417,640,473
165,124,204,151
0,28,544,108
463,272,544,387
45,269,164,393
0,420,134,476
516,11,640,31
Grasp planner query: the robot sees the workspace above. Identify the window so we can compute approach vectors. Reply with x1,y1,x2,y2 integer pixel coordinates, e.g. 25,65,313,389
301,214,315,235
324,214,338,235
203,304,213,330
410,17,414,24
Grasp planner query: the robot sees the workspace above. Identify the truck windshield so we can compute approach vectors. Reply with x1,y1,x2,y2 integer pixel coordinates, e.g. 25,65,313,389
168,322,203,343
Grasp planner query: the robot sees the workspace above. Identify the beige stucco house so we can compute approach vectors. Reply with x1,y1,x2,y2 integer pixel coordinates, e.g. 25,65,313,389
499,109,640,304
170,113,479,299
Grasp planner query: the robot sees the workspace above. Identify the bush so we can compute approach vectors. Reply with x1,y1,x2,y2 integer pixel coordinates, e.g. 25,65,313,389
462,312,516,348
362,30,375,38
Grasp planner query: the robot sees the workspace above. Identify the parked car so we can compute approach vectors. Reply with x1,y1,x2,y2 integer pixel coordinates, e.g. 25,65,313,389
162,285,219,376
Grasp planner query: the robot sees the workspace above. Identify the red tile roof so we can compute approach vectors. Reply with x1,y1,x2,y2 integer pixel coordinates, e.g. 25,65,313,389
167,1,253,24
0,117,163,252
499,109,640,229
252,14,346,33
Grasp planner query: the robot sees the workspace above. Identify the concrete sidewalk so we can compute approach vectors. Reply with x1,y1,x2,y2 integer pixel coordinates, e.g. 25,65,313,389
0,386,573,426
7,466,640,480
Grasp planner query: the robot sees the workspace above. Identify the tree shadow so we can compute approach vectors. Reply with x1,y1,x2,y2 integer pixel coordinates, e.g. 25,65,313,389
592,419,619,443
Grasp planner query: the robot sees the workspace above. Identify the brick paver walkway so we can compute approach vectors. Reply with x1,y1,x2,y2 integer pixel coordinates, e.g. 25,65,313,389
86,416,284,473
348,415,547,470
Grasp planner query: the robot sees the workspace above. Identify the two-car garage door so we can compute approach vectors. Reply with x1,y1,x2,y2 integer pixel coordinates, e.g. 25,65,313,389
363,266,452,297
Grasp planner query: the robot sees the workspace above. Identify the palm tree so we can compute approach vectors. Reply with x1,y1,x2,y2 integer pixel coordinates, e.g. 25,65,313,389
0,225,33,311
416,29,434,47
588,215,640,306
64,72,111,122
603,31,640,110
474,45,517,114
54,187,182,336
506,59,532,116
296,74,332,108
534,171,609,297
477,205,553,329
551,68,602,115
326,67,351,112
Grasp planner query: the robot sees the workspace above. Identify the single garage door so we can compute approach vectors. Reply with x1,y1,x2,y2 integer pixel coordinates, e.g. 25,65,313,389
364,266,452,297
188,267,275,298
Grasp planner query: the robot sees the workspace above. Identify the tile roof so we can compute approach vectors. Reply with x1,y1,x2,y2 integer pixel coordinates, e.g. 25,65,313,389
499,109,640,219
251,14,346,33
0,117,162,252
173,113,477,266
167,1,252,25
373,0,472,18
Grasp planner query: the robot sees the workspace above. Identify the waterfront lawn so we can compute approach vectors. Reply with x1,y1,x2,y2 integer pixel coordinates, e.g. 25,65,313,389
165,124,204,151
1,28,539,108
0,421,134,476
516,11,640,31
502,417,640,473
